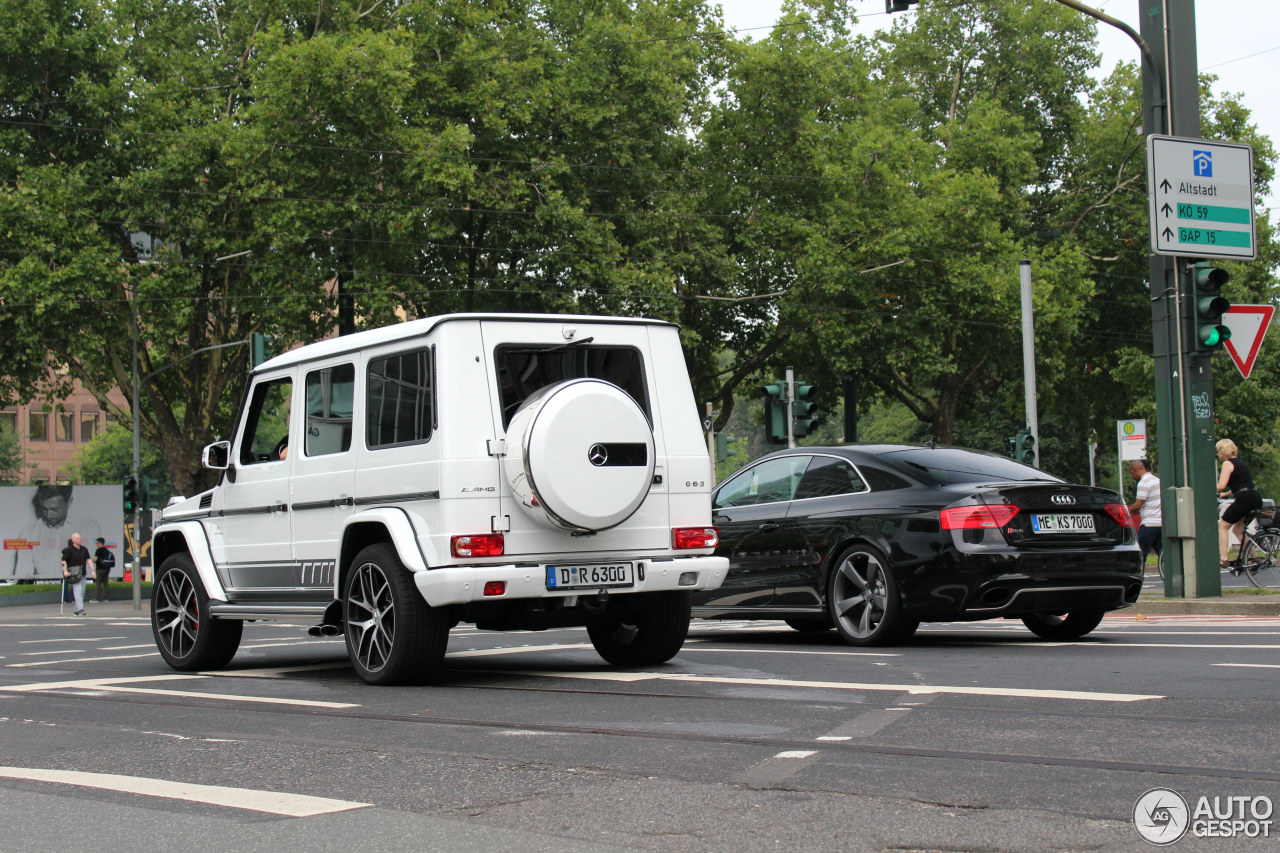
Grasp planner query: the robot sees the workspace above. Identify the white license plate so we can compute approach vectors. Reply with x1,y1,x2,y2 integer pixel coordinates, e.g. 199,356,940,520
1031,513,1096,534
545,563,635,590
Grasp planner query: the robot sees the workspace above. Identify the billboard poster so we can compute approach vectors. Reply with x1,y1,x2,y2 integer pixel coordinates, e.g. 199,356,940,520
3,485,124,582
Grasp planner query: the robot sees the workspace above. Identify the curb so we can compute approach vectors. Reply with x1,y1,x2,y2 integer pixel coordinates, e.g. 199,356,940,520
0,586,151,608
1129,595,1280,616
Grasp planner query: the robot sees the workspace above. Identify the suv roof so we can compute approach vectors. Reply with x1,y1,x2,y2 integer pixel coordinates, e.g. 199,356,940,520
254,312,676,374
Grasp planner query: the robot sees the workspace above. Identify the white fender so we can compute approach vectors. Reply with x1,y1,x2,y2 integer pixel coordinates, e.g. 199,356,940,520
336,507,435,598
152,520,229,603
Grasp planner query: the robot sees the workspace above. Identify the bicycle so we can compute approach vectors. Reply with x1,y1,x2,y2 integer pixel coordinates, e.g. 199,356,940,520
1153,507,1280,589
1227,507,1280,590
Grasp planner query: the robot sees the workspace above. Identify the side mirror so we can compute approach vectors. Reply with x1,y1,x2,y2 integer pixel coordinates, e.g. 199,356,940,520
202,440,231,470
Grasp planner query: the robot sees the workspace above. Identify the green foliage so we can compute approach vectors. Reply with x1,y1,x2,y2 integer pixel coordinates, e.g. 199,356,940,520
0,421,26,484
64,423,172,500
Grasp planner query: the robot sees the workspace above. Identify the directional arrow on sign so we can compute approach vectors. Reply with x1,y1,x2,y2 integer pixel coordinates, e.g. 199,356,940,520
1222,304,1276,379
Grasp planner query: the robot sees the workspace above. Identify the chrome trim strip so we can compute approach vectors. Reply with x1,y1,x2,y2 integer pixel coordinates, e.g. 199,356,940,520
965,584,1129,613
208,603,330,621
352,491,439,506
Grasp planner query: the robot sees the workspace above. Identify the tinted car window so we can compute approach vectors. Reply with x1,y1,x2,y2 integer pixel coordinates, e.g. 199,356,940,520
794,456,866,499
714,456,809,508
367,347,434,449
495,344,648,427
886,448,1062,485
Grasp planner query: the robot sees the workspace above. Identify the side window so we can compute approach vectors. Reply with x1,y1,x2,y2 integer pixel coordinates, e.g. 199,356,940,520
713,456,809,509
304,364,354,457
239,377,293,465
794,456,867,500
367,347,434,449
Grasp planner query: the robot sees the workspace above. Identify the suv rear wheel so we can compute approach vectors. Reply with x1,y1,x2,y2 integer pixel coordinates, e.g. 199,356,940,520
344,543,449,685
151,553,242,671
587,591,691,666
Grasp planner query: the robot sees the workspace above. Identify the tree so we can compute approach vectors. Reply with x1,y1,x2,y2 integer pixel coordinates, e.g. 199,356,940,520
0,421,26,484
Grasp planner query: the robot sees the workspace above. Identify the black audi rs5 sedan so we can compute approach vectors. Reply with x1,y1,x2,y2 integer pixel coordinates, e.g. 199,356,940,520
691,444,1143,644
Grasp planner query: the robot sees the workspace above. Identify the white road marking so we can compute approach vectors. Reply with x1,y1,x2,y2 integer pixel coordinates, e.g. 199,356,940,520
0,766,370,816
448,643,597,658
206,663,352,678
18,650,88,657
1213,663,1280,669
507,670,1162,702
680,645,901,658
0,674,359,708
774,750,816,759
5,652,159,667
19,637,126,644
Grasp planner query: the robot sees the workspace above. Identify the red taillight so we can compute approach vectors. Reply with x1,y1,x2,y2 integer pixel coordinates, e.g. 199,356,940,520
940,505,1019,530
451,533,505,558
1104,504,1133,528
673,526,719,550
483,581,506,596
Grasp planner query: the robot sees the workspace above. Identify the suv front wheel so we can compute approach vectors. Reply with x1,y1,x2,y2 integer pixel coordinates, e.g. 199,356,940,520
344,543,449,685
151,553,242,671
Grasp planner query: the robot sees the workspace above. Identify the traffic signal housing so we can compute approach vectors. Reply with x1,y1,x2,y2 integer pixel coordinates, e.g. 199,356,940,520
138,475,152,510
1192,261,1231,350
1013,430,1036,466
250,332,271,367
123,477,138,514
715,433,737,463
793,382,821,438
762,383,787,443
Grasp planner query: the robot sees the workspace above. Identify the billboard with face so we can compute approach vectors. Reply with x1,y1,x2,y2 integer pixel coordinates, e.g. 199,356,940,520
3,485,124,581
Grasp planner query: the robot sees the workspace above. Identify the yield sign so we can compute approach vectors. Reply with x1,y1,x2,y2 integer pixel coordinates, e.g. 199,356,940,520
1222,304,1275,378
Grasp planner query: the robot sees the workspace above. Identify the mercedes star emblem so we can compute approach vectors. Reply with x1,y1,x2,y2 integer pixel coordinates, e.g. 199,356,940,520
588,444,609,466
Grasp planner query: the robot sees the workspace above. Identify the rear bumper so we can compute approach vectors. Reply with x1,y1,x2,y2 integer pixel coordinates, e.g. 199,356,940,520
901,549,1143,620
414,555,728,607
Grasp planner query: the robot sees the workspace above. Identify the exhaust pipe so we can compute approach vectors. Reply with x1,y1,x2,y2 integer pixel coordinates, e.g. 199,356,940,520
308,624,342,637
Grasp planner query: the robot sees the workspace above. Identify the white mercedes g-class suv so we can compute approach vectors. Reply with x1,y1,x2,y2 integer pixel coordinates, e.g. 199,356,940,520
150,314,727,684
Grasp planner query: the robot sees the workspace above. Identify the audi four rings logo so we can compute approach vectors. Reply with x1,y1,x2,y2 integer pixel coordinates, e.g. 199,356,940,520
588,444,609,466
1050,495,1076,505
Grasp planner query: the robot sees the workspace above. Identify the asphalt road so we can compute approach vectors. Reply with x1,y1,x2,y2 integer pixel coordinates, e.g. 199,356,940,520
1,601,1278,852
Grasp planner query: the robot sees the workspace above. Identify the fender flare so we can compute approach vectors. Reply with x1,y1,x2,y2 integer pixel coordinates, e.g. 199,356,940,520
335,507,435,599
151,521,229,603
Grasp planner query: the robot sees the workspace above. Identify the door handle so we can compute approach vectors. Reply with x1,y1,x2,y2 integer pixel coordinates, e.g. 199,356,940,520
757,522,780,531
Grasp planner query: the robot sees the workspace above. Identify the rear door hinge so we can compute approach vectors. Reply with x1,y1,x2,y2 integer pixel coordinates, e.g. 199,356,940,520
491,515,511,533
487,439,506,457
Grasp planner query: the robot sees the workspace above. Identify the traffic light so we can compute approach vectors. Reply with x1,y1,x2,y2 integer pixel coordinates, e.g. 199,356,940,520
793,382,821,438
1006,434,1018,460
123,477,138,514
138,475,152,510
762,383,787,443
1192,261,1231,350
885,0,917,11
715,433,738,462
250,332,271,367
1013,430,1036,466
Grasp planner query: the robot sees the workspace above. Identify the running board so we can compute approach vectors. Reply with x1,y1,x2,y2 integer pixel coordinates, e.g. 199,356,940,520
208,603,330,621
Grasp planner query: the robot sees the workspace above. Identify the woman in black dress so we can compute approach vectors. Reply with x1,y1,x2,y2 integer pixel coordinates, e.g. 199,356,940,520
1217,439,1262,567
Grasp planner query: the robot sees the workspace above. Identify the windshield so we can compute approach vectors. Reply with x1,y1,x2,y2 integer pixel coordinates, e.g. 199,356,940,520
886,448,1063,485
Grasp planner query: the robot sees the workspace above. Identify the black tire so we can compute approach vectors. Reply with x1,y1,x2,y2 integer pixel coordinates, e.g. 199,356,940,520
784,616,834,633
1021,609,1106,640
151,553,242,671
826,544,912,646
587,591,691,666
343,543,449,685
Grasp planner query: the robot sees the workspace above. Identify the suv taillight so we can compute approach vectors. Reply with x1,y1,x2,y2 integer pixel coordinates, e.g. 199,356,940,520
673,527,719,550
940,505,1019,530
451,533,505,558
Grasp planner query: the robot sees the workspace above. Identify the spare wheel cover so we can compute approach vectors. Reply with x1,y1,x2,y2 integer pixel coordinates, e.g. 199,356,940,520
507,379,655,531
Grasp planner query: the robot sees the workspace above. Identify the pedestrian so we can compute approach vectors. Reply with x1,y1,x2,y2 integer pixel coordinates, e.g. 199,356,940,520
61,533,92,616
1127,459,1162,572
92,536,115,602
1216,438,1263,567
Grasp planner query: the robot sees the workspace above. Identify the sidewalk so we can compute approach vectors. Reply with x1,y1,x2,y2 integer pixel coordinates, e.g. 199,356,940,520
1132,592,1280,616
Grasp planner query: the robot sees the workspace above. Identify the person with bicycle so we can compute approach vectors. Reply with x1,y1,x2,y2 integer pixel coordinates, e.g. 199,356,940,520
1127,459,1162,573
1216,438,1262,567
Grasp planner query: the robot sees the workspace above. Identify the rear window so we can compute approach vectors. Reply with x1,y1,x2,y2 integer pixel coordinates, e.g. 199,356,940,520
494,344,648,427
886,448,1062,485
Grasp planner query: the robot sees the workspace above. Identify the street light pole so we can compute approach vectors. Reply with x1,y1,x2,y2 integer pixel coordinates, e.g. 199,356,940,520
130,276,142,610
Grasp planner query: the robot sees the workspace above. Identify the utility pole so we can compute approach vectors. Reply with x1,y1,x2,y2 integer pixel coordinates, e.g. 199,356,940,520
1141,0,1221,598
1019,260,1040,468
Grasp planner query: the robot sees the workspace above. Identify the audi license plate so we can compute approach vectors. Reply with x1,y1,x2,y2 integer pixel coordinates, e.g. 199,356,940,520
546,562,635,590
1031,513,1096,534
